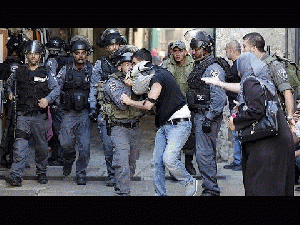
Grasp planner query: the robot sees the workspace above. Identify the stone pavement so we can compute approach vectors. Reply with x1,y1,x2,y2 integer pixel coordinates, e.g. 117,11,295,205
0,115,297,196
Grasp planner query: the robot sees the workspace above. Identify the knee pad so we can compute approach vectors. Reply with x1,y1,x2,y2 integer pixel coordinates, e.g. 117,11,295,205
15,129,30,140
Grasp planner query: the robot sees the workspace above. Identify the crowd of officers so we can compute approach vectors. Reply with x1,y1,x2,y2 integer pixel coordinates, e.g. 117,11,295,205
0,28,296,196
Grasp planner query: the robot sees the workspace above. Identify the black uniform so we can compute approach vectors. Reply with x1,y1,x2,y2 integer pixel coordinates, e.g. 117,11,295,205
5,64,60,184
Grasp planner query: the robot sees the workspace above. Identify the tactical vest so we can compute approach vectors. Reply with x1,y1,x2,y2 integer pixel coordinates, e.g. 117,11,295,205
101,58,117,81
61,62,92,111
16,65,50,113
186,57,231,110
96,73,144,122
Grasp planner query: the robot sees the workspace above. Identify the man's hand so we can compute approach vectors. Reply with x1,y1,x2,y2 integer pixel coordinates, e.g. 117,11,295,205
124,78,133,87
120,93,132,105
228,116,236,131
201,77,222,87
89,108,98,122
38,98,49,108
9,93,14,101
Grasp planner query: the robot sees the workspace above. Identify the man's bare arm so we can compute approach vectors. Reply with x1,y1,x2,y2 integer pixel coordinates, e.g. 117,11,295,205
120,82,162,110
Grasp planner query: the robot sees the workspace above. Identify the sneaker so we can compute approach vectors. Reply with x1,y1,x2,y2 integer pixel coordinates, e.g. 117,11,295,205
232,164,242,171
185,163,197,176
76,176,86,185
106,178,116,187
200,190,220,196
5,174,22,187
37,174,48,184
63,164,72,177
185,179,198,196
223,162,239,169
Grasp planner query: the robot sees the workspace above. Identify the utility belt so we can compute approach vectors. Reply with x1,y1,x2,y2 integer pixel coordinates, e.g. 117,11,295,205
191,107,209,114
165,117,191,126
110,121,139,129
18,110,48,119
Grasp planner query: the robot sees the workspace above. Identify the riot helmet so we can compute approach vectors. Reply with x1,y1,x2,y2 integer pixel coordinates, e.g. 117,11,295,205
70,39,92,55
6,32,29,54
113,45,139,66
46,37,66,51
190,31,214,53
116,52,134,66
23,40,46,56
97,28,127,48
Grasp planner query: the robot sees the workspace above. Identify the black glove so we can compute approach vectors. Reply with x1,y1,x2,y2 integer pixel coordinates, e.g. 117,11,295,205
202,117,212,133
89,108,98,122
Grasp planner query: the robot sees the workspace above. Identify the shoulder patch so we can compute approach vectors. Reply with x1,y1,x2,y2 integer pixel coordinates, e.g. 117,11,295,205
277,68,288,80
210,70,219,78
108,81,117,91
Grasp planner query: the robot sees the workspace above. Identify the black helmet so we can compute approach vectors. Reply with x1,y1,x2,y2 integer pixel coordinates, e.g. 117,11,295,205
70,40,92,55
97,28,127,48
190,31,214,53
6,33,29,54
116,52,134,66
112,45,138,66
45,37,66,51
69,35,92,55
23,40,45,55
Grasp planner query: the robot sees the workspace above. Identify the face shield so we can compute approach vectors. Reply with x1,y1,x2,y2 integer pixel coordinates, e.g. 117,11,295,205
24,40,45,55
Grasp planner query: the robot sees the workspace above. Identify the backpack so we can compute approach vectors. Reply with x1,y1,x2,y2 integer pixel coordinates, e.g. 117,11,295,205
264,54,300,91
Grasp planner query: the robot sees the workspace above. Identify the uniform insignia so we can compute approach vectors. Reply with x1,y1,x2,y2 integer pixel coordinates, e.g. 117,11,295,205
11,65,19,73
109,82,117,91
34,76,48,82
278,68,288,80
242,105,248,111
210,70,219,78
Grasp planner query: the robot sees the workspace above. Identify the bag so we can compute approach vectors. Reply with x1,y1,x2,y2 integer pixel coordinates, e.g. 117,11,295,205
237,80,279,143
238,100,279,143
264,54,300,91
186,88,210,110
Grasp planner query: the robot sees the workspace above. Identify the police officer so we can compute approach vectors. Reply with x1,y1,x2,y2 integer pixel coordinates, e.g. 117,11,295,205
0,32,27,168
57,38,93,185
45,36,69,166
187,31,229,196
45,36,69,75
100,47,144,196
5,40,60,186
89,28,127,187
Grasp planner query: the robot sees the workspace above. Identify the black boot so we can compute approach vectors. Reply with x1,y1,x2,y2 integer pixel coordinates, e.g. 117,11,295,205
37,173,48,184
185,155,196,175
5,174,22,187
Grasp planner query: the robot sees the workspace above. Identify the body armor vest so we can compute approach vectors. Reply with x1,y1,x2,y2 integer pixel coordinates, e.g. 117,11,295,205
101,58,117,81
97,72,144,122
61,62,92,111
187,57,231,110
16,65,50,113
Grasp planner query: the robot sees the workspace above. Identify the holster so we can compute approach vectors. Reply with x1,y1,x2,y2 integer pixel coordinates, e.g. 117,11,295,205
106,121,112,136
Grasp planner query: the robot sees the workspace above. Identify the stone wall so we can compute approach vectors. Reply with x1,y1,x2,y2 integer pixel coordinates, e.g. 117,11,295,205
216,28,286,60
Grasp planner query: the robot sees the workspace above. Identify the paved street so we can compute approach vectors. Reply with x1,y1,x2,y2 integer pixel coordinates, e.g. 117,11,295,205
0,114,297,196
